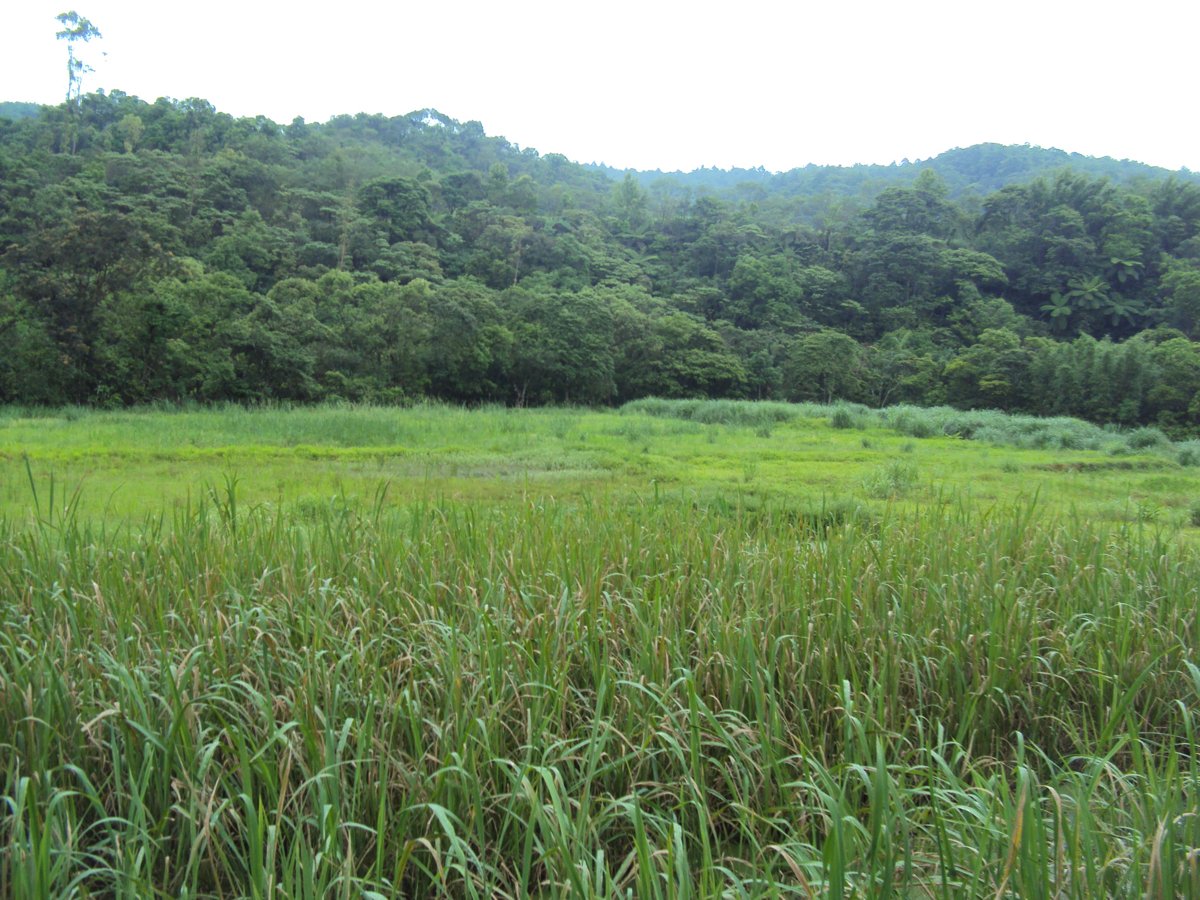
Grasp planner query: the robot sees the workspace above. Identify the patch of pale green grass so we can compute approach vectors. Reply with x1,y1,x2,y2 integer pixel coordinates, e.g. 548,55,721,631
4,404,1198,530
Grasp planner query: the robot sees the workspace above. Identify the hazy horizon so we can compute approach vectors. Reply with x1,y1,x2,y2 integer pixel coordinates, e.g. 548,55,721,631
6,92,1194,178
4,0,1197,173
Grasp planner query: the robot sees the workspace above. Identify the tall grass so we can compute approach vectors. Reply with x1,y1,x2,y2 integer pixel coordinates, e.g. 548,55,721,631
623,397,1198,461
2,481,1198,896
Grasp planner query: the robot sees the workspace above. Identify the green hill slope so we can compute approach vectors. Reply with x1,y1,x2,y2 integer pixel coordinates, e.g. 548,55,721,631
1,94,1199,434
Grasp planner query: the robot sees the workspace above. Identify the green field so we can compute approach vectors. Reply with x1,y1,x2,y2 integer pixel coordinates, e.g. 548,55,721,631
2,402,1199,897
3,401,1198,526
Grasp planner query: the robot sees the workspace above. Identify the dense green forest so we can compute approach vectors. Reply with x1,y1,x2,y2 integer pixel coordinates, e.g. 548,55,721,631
2,92,1200,433
592,142,1200,205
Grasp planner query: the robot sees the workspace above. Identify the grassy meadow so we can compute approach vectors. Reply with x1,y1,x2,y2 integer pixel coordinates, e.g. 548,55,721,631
2,401,1199,897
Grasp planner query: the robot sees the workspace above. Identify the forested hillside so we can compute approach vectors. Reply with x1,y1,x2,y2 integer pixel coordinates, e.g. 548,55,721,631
2,93,1200,433
594,143,1200,205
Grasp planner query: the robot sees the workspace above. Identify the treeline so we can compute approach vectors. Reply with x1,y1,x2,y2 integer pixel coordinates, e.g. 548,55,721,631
2,92,1200,432
594,142,1200,203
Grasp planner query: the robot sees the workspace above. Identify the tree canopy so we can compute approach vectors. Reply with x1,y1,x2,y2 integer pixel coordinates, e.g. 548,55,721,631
2,93,1200,433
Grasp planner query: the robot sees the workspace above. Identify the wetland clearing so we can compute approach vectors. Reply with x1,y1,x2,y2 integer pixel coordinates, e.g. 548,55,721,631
2,401,1199,897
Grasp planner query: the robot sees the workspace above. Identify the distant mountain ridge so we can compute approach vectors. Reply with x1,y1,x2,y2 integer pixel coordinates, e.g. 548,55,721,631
3,98,1194,200
0,101,43,121
589,143,1200,199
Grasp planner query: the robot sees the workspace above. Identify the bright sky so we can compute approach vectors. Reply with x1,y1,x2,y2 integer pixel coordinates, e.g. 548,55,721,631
2,0,1197,173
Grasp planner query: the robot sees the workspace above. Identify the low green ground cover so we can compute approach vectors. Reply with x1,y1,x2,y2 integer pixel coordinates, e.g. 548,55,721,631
1,402,1199,896
1,401,1197,528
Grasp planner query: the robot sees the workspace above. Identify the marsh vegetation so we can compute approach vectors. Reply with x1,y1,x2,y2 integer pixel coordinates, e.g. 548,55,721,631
2,402,1199,896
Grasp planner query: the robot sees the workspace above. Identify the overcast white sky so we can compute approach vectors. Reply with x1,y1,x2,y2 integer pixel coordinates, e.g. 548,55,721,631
2,0,1197,173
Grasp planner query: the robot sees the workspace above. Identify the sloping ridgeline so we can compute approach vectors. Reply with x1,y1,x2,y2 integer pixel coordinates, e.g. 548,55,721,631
1,93,1199,435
